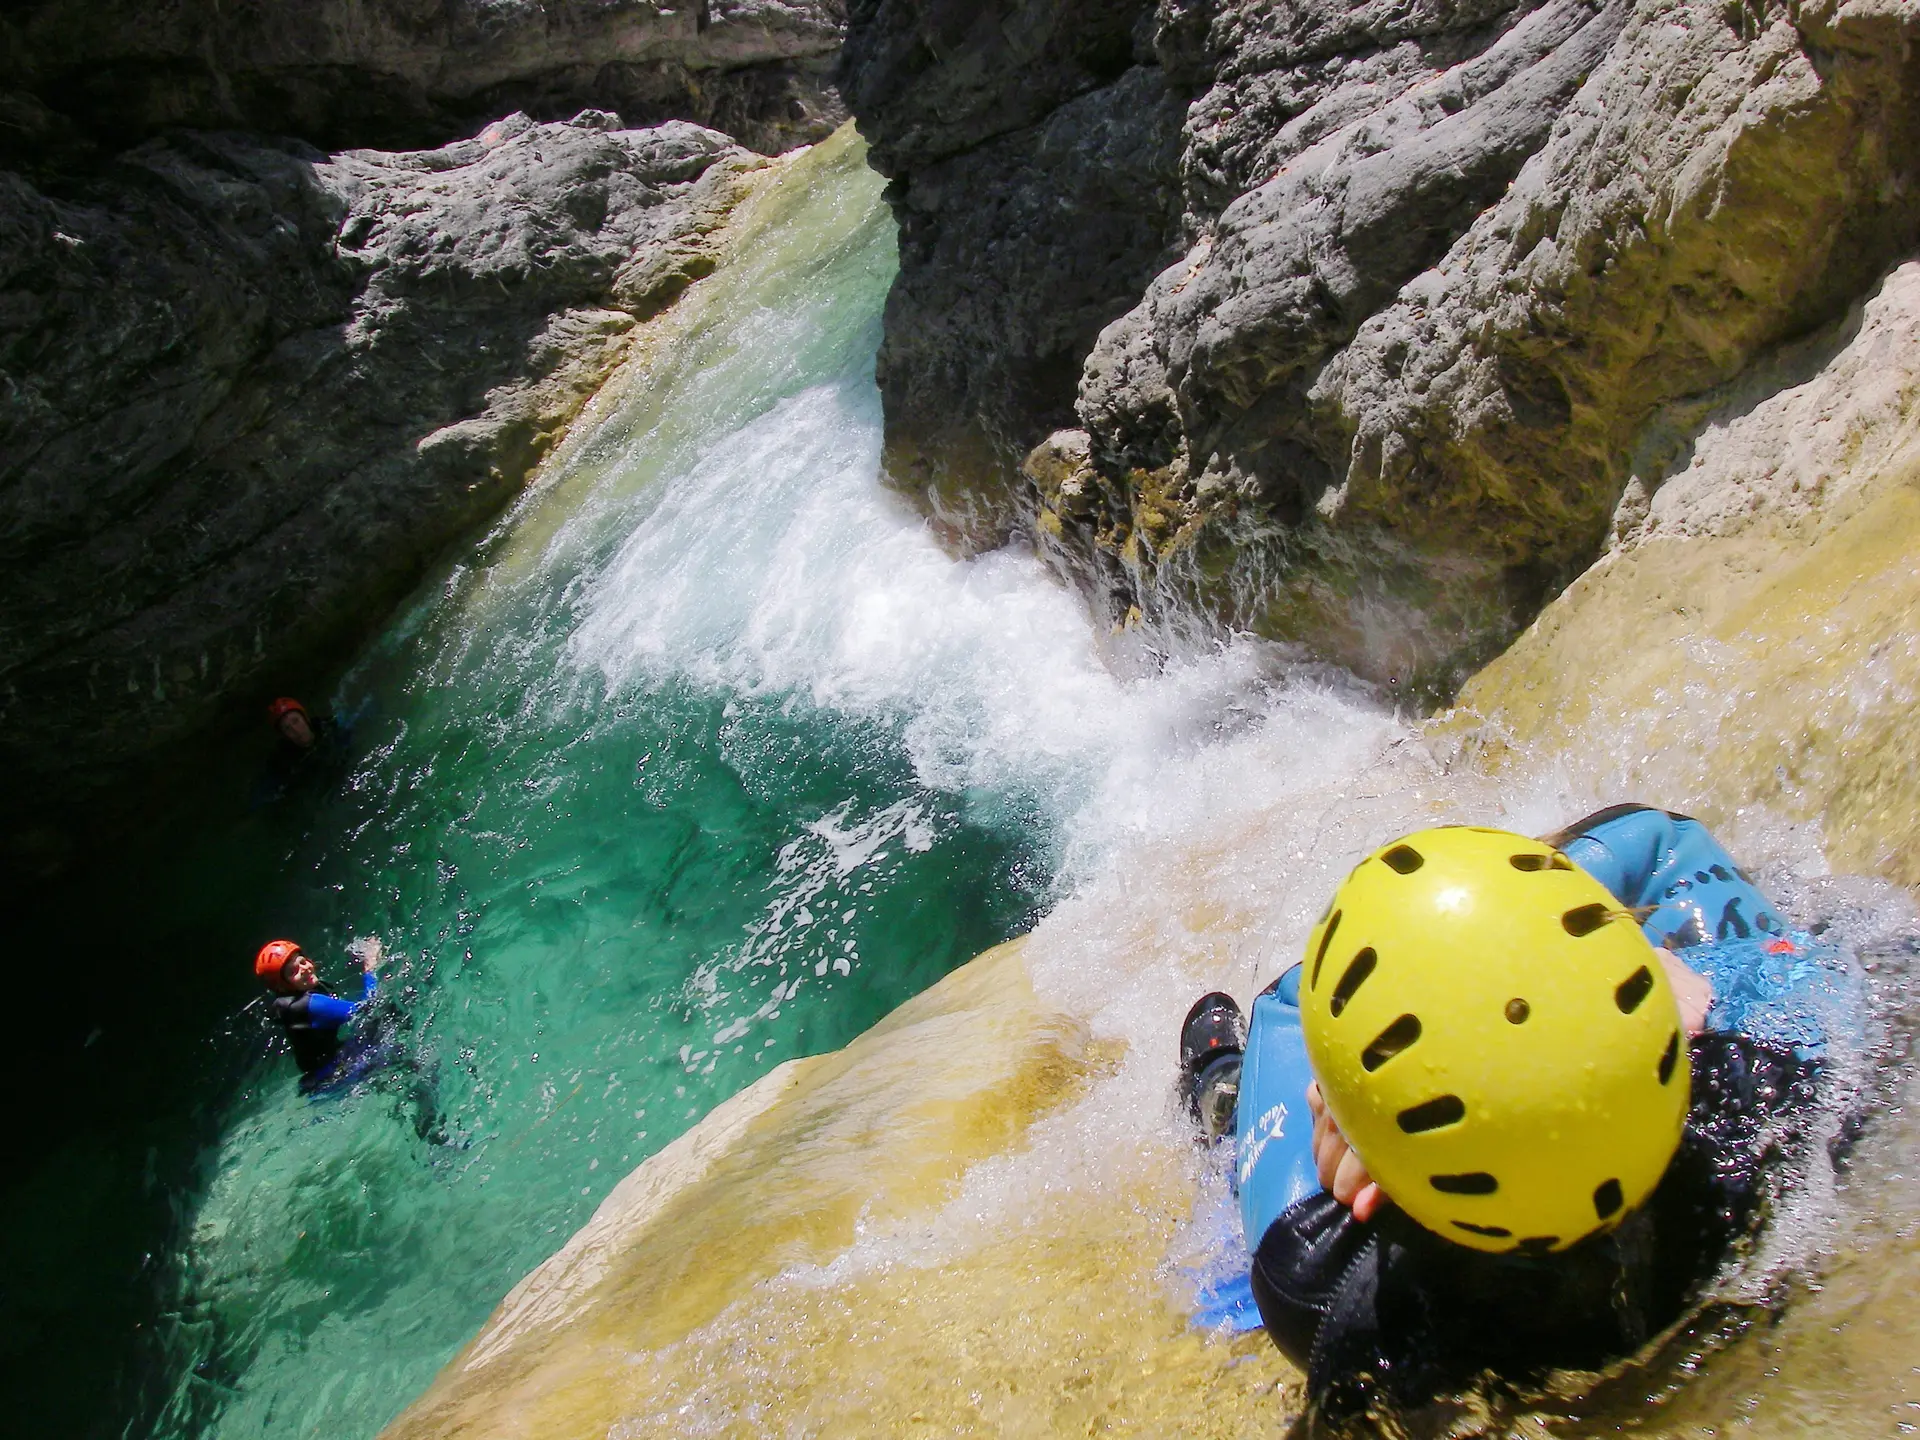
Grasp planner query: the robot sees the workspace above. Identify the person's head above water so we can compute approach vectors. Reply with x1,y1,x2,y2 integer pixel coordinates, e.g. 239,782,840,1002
267,696,314,749
1298,825,1691,1254
255,939,317,995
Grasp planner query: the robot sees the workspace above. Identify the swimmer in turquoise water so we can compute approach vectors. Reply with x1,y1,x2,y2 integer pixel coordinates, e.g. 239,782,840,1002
254,696,355,806
255,936,388,1091
1178,805,1861,1433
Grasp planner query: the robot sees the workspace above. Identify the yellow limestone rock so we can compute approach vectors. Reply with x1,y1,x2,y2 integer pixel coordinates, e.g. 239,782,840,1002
1453,258,1920,886
382,942,1278,1438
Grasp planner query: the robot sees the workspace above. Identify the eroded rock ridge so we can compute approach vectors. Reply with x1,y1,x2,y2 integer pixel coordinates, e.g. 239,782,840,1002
844,0,1920,693
2,0,848,157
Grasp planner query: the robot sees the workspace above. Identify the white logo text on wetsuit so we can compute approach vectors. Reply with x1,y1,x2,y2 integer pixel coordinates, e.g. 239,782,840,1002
1238,1100,1289,1187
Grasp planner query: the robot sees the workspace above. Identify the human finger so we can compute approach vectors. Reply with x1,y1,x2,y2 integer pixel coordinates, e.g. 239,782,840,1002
1332,1145,1370,1205
1313,1111,1343,1189
1351,1181,1383,1223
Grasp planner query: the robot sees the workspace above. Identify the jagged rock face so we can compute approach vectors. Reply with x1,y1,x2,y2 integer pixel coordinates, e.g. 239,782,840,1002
0,112,765,848
838,0,1186,546
845,0,1920,692
1,0,847,156
874,64,1187,544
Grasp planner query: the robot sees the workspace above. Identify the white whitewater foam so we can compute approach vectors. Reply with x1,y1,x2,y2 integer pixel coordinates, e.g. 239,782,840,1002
566,377,1317,887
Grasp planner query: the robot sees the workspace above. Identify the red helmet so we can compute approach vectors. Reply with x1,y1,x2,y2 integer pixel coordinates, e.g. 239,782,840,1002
255,939,303,993
267,697,308,723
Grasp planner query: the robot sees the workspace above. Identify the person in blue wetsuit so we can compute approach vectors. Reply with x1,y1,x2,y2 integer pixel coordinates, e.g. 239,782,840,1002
255,936,386,1088
1177,806,1860,1435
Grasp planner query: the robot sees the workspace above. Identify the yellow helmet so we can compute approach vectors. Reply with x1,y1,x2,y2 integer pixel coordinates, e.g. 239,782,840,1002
1299,826,1690,1254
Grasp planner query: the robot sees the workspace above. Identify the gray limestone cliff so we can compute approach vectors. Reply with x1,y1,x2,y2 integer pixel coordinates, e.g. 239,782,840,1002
0,112,767,864
842,0,1920,693
0,1,850,870
2,0,847,156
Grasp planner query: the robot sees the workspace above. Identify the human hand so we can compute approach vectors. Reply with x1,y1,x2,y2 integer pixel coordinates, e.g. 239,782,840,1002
1656,947,1711,1035
1307,1080,1384,1222
347,937,385,974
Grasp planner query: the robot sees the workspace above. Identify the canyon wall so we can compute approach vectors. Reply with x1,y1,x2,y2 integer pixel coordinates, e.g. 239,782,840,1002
0,3,849,870
1,113,768,852
845,0,1920,694
1,0,846,156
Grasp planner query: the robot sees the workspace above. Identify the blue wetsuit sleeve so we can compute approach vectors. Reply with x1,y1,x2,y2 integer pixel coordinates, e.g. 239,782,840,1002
1556,805,1783,950
305,972,376,1030
1235,965,1323,1247
305,992,357,1027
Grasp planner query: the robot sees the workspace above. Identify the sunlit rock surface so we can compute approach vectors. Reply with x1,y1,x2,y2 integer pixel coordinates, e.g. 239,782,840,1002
381,942,1295,1437
845,0,1920,690
1456,256,1920,888
0,112,770,864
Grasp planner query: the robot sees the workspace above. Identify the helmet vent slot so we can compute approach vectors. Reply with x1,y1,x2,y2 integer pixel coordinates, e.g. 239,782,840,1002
1310,909,1343,990
1452,1220,1512,1237
1562,903,1613,936
1593,1178,1624,1219
1615,965,1655,1013
1430,1171,1498,1195
1511,851,1576,872
1398,1095,1466,1133
1360,1014,1422,1071
1381,844,1424,874
1658,1029,1680,1084
1328,947,1377,1017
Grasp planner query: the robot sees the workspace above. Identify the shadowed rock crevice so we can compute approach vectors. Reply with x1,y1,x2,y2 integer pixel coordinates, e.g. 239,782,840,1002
838,1,1182,548
1,0,850,156
872,63,1189,545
